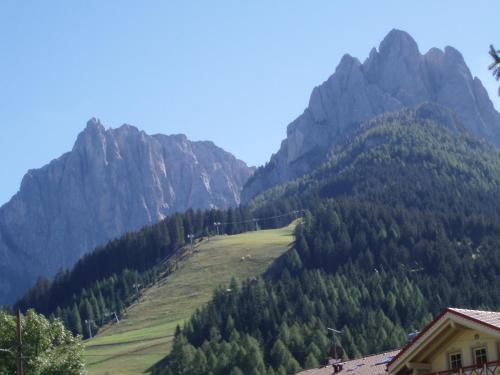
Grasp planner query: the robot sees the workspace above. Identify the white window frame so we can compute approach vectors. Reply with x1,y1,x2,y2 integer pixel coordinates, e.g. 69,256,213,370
448,351,462,370
472,346,488,365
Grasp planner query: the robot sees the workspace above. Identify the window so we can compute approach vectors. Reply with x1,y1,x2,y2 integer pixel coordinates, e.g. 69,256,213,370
449,352,462,369
474,347,487,365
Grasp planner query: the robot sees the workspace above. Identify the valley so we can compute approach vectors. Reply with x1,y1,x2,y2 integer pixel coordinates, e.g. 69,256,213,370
1,15,500,375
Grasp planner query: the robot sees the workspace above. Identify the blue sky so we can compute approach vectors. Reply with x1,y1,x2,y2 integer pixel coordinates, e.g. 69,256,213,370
0,0,498,204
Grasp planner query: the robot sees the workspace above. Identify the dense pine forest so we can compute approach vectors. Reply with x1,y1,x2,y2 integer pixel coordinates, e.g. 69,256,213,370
152,107,500,374
15,206,299,337
154,201,500,375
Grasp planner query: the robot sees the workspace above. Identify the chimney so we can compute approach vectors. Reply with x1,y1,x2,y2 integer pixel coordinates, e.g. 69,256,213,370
407,330,420,343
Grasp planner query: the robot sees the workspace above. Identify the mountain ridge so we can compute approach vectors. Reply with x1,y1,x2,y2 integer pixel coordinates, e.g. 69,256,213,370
0,119,254,305
242,29,500,202
247,103,500,216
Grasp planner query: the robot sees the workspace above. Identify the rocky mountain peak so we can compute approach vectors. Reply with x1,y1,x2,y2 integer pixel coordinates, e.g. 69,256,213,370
117,123,140,131
424,47,445,63
242,29,500,203
85,117,105,132
378,29,420,59
0,121,254,305
444,45,466,65
335,54,361,74
78,117,107,144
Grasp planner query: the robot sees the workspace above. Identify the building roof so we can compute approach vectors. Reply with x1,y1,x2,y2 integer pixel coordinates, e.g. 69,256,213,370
448,308,500,331
300,308,500,375
296,349,400,375
388,307,500,372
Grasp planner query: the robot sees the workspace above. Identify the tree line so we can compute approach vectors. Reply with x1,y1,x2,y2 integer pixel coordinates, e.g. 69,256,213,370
155,199,500,375
15,205,302,338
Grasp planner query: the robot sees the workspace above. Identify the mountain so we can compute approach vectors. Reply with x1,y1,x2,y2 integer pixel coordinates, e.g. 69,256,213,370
242,29,500,202
15,82,500,375
249,104,500,216
155,107,500,375
151,32,500,374
0,119,253,305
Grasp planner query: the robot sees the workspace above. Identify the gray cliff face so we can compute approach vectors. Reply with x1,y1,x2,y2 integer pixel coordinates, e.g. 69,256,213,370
0,120,253,304
242,29,500,202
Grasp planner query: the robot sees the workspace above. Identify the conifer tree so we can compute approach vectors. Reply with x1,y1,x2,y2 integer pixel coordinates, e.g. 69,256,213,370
229,367,244,375
69,303,83,335
305,352,320,369
489,45,500,94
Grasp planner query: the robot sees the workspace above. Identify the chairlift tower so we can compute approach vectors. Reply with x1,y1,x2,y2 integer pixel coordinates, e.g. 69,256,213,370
213,222,221,236
85,319,93,339
104,310,120,324
133,283,141,299
187,233,195,252
327,327,343,362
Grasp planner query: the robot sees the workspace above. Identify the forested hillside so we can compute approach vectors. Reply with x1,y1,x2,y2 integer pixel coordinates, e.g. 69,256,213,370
153,107,500,375
15,206,299,338
250,104,500,216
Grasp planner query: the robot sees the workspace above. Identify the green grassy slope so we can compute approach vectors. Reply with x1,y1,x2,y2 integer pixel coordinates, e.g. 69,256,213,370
84,224,295,375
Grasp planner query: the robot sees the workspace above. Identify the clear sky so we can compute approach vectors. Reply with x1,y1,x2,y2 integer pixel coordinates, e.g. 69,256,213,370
0,0,498,204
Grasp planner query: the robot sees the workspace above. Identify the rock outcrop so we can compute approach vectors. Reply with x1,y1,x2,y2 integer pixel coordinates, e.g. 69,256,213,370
242,29,500,202
0,120,253,304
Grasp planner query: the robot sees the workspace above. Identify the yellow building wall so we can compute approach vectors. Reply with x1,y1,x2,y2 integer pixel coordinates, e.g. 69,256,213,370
428,329,499,372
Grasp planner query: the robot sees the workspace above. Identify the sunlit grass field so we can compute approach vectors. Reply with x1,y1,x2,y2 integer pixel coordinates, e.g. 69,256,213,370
84,224,295,375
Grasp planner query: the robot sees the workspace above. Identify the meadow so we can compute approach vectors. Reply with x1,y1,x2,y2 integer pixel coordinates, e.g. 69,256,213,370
84,224,295,375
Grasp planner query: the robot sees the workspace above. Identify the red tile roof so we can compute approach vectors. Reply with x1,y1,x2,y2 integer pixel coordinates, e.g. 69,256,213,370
296,349,400,375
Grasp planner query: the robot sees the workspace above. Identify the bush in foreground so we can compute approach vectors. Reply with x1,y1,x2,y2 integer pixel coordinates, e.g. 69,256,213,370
0,309,85,375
